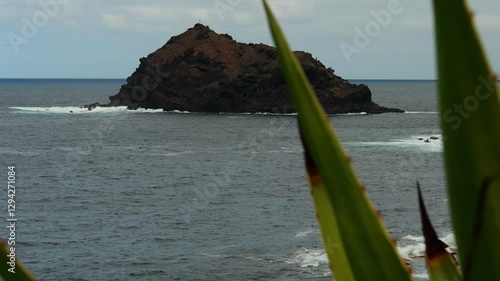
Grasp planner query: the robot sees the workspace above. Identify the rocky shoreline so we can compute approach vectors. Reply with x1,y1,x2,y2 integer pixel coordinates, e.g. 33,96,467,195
88,24,403,114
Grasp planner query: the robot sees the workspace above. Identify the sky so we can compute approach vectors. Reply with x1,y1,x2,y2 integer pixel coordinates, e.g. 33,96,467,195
0,0,499,79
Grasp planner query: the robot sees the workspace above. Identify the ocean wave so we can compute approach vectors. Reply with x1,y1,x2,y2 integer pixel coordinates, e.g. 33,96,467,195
405,111,439,114
397,233,456,280
413,273,430,280
8,106,375,116
398,232,456,260
168,110,191,114
333,112,368,116
402,235,424,242
262,149,300,154
294,229,317,238
0,148,41,156
253,112,298,116
226,111,366,116
9,106,164,114
163,151,193,157
285,248,328,268
398,241,426,259
345,135,443,152
284,232,455,279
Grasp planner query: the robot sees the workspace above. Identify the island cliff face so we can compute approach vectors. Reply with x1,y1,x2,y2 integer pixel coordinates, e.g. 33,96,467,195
108,24,403,114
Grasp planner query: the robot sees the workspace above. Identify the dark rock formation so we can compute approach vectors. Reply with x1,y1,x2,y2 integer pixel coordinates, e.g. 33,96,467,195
107,23,403,114
84,102,102,111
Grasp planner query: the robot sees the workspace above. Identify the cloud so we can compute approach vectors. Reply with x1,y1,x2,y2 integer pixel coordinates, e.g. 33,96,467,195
266,0,316,22
63,19,78,28
475,14,500,32
0,2,17,20
101,13,127,31
0,8,12,20
190,8,210,21
122,6,178,21
2,0,499,78
61,0,83,17
95,4,214,32
399,18,433,30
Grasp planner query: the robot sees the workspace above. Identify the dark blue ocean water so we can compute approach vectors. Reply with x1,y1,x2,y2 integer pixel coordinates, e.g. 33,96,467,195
1,79,452,280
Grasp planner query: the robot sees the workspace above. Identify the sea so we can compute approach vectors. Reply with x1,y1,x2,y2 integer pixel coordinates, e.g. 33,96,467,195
0,79,458,280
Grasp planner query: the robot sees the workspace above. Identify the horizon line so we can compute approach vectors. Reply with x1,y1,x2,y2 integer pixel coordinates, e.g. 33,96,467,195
0,78,439,81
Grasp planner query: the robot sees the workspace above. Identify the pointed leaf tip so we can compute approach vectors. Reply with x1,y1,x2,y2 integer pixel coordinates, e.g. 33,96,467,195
417,181,448,259
417,182,462,280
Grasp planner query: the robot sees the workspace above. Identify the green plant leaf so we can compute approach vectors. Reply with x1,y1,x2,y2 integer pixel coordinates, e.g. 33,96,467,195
262,1,412,280
304,142,355,281
432,0,500,280
417,182,462,281
0,239,38,281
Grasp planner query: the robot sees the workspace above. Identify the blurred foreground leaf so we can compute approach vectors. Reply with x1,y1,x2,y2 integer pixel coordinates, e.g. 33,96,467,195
262,1,413,280
432,0,500,280
0,239,38,281
418,182,462,281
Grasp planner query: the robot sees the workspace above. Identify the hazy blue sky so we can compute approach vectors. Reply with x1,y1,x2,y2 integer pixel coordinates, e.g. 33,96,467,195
1,0,499,79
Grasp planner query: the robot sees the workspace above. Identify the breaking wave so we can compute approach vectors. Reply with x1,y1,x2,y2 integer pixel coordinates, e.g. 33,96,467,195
345,135,443,152
404,111,439,114
284,232,455,280
10,106,164,114
9,107,375,116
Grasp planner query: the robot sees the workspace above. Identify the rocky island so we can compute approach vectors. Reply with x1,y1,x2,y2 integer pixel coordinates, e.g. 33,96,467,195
99,24,402,114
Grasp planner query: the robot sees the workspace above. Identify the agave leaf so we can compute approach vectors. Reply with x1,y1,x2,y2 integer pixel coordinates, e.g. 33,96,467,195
0,239,38,281
432,0,500,280
303,138,355,281
417,182,462,281
262,1,412,280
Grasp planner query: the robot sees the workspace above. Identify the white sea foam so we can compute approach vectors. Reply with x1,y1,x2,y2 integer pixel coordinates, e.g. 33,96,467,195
132,108,165,113
294,229,316,238
405,111,439,114
398,242,426,259
8,107,378,116
254,112,298,116
248,111,367,116
164,153,182,157
288,233,454,268
284,232,454,279
285,248,328,268
402,235,424,242
10,106,164,114
287,233,456,264
280,146,299,153
398,232,456,260
413,273,430,280
163,151,193,157
169,110,191,114
345,135,443,152
333,112,367,116
440,232,456,246
262,147,300,154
